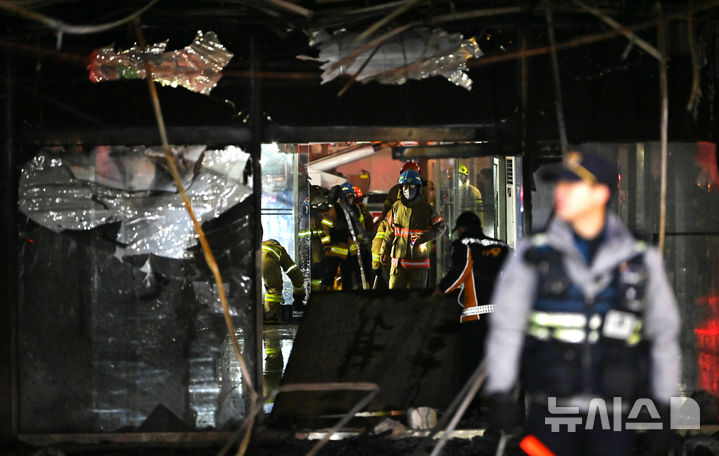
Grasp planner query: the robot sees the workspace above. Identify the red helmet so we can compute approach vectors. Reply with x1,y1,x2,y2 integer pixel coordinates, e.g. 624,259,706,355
352,186,363,199
400,161,420,174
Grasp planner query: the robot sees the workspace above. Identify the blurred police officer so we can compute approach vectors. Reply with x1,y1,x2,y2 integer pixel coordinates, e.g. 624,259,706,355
484,152,680,456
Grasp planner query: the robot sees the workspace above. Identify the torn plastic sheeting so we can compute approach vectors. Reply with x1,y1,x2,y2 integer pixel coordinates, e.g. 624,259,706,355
304,27,482,90
63,145,206,192
87,30,233,95
19,146,252,259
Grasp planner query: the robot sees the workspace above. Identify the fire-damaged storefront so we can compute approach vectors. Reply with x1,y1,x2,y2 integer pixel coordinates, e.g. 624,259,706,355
2,1,719,455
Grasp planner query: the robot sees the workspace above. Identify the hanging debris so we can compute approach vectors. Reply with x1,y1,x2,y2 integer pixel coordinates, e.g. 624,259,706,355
18,145,251,259
302,27,482,90
87,30,233,95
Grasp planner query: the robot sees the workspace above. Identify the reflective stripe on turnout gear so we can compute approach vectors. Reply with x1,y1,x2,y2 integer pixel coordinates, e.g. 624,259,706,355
327,246,349,258
392,258,430,268
394,227,426,236
299,229,324,238
262,244,281,260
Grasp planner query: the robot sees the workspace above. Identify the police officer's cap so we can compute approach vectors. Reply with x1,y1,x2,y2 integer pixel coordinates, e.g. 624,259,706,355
541,152,618,192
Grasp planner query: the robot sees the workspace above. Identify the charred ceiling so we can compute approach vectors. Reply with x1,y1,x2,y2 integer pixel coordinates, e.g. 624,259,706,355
2,0,719,149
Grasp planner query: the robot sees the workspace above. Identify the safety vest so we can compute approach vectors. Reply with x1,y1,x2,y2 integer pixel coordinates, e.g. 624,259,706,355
320,204,358,259
443,236,509,323
384,199,444,269
520,237,650,400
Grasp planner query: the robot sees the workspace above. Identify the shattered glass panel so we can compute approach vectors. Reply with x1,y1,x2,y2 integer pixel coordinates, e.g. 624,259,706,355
17,145,258,433
304,27,482,90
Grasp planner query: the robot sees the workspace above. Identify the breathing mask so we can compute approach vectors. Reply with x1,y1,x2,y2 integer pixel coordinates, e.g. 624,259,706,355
403,184,418,200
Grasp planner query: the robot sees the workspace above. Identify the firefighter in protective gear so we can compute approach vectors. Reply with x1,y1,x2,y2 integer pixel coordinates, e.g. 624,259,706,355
262,239,305,323
433,211,510,412
380,169,447,289
320,183,360,290
299,185,330,291
382,161,435,217
383,161,420,215
371,217,390,289
351,186,375,234
351,186,374,286
484,153,680,456
457,164,483,217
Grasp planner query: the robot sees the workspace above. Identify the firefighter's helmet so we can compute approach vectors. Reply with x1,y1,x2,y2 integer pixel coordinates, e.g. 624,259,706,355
340,182,355,197
400,161,420,174
352,186,364,199
398,169,422,186
310,185,331,212
458,164,470,176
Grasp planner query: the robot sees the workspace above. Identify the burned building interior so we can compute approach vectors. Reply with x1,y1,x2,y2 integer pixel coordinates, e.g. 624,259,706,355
2,0,719,455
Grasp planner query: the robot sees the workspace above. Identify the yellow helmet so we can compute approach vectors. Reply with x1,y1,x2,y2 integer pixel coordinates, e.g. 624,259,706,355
458,164,469,176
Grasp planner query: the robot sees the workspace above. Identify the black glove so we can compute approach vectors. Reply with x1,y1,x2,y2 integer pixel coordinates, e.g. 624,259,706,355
644,403,677,456
372,269,386,289
487,392,519,434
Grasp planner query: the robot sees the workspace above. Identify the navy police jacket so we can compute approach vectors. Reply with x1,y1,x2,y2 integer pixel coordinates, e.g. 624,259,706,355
484,214,680,406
